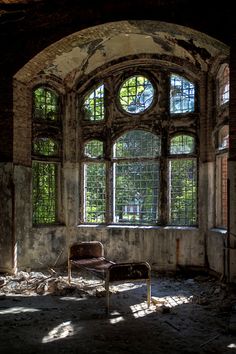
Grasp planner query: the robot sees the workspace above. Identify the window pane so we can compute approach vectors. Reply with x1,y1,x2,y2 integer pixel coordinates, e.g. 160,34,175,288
219,64,229,105
84,140,103,158
216,154,228,228
218,126,229,150
33,138,58,156
119,76,154,114
114,162,159,224
170,74,195,113
114,130,161,158
84,163,106,223
32,162,57,224
170,135,195,154
33,87,59,121
83,84,104,121
169,159,197,225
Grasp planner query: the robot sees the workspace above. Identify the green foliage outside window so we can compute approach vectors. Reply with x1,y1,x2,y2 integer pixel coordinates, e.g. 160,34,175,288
84,140,103,158
169,159,197,226
115,162,159,224
33,87,59,121
114,130,161,158
32,162,57,224
170,135,195,154
83,84,104,121
33,138,58,156
84,163,106,223
119,76,154,114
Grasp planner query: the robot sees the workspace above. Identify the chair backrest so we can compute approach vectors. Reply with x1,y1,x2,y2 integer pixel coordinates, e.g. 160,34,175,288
69,241,104,260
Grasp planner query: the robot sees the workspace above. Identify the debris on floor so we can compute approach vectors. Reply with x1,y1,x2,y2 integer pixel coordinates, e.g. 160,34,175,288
0,270,236,353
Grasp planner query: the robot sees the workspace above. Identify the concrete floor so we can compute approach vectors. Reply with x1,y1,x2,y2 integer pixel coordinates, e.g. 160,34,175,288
0,271,235,354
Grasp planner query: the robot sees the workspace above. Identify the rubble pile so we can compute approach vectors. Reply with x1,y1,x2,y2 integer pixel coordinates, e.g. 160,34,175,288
0,271,87,296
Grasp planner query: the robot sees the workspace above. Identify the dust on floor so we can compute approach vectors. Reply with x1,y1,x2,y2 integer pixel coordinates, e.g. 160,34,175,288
0,270,236,354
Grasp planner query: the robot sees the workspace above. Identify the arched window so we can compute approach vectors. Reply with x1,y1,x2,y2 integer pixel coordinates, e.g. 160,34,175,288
33,86,60,121
169,134,197,226
32,86,62,225
83,84,104,121
217,64,229,106
170,74,195,114
79,67,198,226
216,125,228,228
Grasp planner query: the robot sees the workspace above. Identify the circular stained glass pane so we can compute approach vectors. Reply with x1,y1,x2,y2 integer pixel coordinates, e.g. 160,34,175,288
119,75,154,114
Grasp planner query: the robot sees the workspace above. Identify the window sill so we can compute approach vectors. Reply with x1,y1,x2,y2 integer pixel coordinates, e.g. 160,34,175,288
209,227,227,234
77,224,199,231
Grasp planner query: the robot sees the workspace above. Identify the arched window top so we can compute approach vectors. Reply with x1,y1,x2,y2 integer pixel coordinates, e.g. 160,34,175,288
218,125,229,150
83,84,104,121
217,63,229,105
170,134,195,154
84,139,104,158
33,86,60,122
170,74,195,114
119,75,154,114
33,137,59,157
113,130,161,158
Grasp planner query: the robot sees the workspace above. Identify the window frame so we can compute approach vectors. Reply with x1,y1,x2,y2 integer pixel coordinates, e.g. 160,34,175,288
31,85,63,226
78,65,199,227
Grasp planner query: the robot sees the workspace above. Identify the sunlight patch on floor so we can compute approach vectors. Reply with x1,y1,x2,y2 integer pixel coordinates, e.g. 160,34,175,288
0,306,40,314
42,321,81,343
130,301,154,318
227,343,236,349
152,294,192,308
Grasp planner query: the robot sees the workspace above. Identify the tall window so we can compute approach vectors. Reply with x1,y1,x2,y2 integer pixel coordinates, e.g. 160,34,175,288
217,64,230,106
216,126,228,228
83,140,105,223
169,135,197,226
113,130,160,224
32,86,61,225
79,70,197,226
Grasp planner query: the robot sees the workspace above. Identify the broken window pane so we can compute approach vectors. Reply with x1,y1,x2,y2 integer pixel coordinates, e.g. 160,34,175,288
33,87,59,121
84,163,106,223
83,84,104,121
114,130,161,158
114,162,159,224
32,162,57,224
170,74,195,114
170,135,195,154
119,76,154,114
169,159,197,226
84,140,104,158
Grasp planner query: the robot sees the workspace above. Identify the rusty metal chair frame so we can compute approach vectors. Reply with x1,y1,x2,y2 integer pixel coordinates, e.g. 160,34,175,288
68,241,151,313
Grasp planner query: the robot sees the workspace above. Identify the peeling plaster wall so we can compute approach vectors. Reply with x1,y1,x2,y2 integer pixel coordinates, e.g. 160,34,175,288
0,163,13,272
15,21,229,87
207,229,226,276
18,225,204,271
11,20,230,275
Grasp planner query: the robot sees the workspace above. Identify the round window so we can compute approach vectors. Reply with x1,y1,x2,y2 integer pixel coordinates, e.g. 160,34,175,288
119,75,154,114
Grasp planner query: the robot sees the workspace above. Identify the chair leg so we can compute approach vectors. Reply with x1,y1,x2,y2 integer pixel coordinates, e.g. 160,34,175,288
105,279,110,315
147,278,151,307
68,261,71,284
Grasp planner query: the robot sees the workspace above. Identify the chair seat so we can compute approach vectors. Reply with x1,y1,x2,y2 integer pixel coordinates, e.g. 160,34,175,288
70,257,115,279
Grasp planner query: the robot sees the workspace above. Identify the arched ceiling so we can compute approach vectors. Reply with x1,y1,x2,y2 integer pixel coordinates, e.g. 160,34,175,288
14,20,229,89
